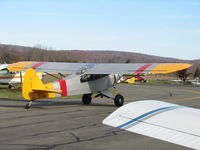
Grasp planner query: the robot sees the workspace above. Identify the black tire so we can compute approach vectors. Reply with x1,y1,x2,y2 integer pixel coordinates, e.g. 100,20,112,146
82,94,92,105
24,103,30,109
114,94,124,107
8,84,14,89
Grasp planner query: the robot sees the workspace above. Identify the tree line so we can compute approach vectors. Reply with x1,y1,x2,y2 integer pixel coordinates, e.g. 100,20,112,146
0,44,200,82
0,44,77,63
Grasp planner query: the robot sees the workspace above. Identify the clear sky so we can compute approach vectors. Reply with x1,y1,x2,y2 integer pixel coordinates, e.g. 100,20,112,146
0,0,199,60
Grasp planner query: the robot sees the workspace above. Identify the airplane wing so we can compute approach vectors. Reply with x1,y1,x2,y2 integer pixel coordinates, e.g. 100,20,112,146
8,61,192,74
103,100,200,150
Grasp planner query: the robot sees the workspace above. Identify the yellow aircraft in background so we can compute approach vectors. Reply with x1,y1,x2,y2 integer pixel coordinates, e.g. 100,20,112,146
123,73,148,84
0,63,43,88
124,77,136,84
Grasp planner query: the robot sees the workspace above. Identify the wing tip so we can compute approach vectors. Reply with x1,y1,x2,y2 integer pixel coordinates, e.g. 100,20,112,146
8,61,35,71
149,63,192,74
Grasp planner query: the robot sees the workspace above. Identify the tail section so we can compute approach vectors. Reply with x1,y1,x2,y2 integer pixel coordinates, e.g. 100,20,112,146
22,68,61,100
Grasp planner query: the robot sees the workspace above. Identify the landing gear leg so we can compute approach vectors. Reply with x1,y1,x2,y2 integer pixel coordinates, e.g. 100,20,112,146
97,91,124,107
25,101,33,109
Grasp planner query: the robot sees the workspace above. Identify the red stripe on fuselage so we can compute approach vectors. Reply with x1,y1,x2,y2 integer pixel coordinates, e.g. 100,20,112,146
31,62,46,69
58,79,67,96
134,64,152,74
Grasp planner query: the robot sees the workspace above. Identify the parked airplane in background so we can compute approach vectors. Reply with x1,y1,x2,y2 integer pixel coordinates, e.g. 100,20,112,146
0,63,43,88
103,100,200,150
8,61,192,109
123,73,147,84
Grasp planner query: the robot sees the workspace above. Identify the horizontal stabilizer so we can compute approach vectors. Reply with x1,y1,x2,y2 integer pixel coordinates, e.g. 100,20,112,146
32,88,62,94
103,100,200,149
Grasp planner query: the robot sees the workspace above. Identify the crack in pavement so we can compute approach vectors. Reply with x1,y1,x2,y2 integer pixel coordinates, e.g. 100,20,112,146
44,130,124,150
4,130,124,150
23,123,98,137
69,132,80,142
0,112,106,131
0,119,55,130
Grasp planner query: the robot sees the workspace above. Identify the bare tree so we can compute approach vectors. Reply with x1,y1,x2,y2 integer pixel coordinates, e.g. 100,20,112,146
125,59,131,63
174,69,192,83
0,45,19,63
193,67,200,78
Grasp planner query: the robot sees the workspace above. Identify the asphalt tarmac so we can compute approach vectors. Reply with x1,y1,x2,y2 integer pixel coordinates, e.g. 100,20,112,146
1,83,200,150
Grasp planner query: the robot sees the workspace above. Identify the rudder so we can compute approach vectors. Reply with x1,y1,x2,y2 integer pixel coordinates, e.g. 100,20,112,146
22,68,59,100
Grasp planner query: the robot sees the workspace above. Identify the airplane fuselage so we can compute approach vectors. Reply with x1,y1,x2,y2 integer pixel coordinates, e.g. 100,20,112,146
51,74,122,97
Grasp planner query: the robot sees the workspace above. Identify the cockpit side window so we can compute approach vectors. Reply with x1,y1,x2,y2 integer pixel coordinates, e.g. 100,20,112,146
0,69,18,75
0,69,9,75
80,74,108,82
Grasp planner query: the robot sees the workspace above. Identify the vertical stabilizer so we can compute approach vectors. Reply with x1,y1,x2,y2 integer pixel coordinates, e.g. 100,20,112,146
22,68,59,100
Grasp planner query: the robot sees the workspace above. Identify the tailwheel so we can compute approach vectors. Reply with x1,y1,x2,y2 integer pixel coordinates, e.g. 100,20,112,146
24,101,33,109
114,94,124,107
82,94,92,105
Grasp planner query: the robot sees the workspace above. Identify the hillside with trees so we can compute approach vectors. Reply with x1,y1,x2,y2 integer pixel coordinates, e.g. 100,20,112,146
0,44,199,82
0,44,199,68
0,44,194,63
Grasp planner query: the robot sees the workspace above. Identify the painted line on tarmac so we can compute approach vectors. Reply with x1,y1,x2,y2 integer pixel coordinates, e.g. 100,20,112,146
175,89,200,95
141,85,200,95
168,96,200,102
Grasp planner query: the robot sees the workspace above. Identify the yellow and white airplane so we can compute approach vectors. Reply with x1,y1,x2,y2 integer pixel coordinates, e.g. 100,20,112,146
0,63,43,88
8,61,192,109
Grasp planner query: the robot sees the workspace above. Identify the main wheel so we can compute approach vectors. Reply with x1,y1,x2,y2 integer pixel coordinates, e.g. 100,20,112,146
141,79,147,83
8,84,14,89
82,94,92,105
114,94,124,107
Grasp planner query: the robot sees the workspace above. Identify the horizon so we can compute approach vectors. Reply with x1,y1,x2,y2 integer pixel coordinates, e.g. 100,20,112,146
0,0,199,60
2,43,197,61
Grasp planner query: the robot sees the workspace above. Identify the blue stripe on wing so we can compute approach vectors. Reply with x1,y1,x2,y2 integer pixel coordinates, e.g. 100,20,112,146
117,105,181,129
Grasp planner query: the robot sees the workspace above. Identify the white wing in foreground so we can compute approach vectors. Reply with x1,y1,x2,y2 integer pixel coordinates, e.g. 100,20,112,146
103,100,200,149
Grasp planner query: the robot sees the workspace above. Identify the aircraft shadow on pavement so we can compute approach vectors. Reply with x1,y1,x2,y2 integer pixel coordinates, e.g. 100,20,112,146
0,98,25,102
0,98,26,108
0,98,115,109
32,100,115,108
